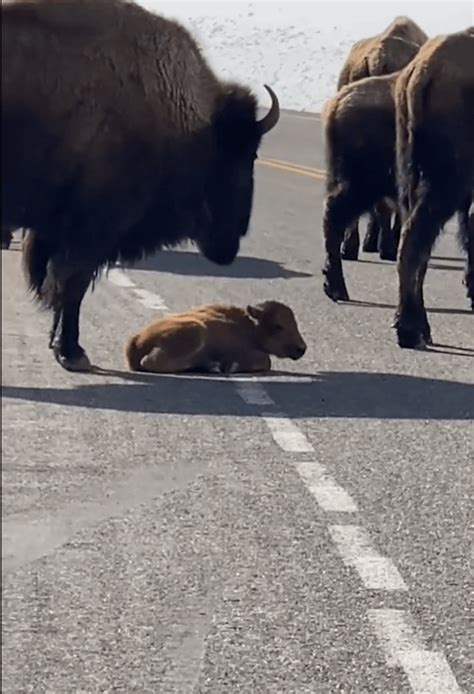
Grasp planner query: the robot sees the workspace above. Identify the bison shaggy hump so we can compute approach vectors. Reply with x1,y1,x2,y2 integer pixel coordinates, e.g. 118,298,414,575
1,0,280,371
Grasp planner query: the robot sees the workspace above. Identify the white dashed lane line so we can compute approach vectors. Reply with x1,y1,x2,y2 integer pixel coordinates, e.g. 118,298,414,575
106,268,462,693
328,524,408,591
368,610,463,694
295,461,359,513
107,267,169,310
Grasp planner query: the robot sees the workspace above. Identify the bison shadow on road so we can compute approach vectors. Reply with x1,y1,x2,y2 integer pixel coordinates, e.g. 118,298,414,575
3,370,474,420
123,249,311,279
355,257,465,273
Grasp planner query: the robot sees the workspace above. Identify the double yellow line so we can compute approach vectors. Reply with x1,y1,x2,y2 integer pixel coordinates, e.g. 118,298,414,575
258,157,326,181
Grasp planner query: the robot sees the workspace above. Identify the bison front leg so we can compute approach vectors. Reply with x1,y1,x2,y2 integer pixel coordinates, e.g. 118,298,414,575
43,260,93,371
458,205,474,311
323,190,359,302
341,220,360,261
48,306,62,349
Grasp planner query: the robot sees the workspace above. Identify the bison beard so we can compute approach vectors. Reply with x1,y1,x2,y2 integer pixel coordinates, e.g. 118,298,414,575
1,0,280,371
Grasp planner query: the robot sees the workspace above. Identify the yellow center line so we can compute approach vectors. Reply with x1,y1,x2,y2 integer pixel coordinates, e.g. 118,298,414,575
258,157,327,180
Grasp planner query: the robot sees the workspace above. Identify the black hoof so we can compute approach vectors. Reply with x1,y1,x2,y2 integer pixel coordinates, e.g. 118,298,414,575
341,245,359,261
323,279,350,303
362,238,378,253
422,327,433,346
379,247,397,262
53,347,92,372
396,327,427,350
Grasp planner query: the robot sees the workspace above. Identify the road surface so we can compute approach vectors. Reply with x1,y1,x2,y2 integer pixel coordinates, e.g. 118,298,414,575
2,109,473,694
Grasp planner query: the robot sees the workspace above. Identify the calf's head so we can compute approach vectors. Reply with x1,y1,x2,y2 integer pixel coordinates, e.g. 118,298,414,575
248,300,307,360
197,84,280,266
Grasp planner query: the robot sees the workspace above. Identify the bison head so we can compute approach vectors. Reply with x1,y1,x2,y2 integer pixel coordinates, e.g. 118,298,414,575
197,84,280,265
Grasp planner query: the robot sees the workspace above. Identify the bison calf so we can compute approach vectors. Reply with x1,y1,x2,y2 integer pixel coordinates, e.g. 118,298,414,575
394,28,474,348
125,301,307,374
321,72,399,302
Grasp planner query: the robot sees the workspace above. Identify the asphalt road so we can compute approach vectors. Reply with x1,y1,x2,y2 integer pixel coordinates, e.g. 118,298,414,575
2,109,473,694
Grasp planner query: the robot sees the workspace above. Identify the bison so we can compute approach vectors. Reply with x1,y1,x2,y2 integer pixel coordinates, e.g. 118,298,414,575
125,301,307,374
321,71,400,302
1,0,280,371
394,27,474,348
337,16,428,261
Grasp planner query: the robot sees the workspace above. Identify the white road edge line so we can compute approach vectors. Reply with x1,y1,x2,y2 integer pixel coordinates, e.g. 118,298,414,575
367,609,462,693
295,461,358,513
329,524,408,591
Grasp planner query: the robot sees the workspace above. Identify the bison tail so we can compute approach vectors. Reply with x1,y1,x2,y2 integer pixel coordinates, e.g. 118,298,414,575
395,62,430,218
124,335,143,371
21,230,54,309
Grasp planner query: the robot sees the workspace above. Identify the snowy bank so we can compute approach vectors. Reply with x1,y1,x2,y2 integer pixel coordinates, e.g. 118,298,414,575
140,1,473,112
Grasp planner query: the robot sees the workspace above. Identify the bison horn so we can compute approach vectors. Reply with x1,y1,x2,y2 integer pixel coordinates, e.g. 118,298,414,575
258,84,280,134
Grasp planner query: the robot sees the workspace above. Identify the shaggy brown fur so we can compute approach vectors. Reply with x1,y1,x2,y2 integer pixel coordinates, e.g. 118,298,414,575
336,16,428,261
125,301,307,374
337,16,427,88
2,0,279,372
394,28,474,348
321,72,400,302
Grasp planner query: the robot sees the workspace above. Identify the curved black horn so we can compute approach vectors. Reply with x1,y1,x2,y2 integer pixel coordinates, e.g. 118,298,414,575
258,84,280,134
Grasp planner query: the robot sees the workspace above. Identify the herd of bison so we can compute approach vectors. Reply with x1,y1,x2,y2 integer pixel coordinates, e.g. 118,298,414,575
1,1,473,373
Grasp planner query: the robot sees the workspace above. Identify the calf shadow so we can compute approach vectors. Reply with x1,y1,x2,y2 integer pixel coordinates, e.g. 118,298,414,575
123,249,311,280
3,370,473,421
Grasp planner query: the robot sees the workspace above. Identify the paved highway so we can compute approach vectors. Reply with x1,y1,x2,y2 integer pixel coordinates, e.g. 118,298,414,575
2,109,473,693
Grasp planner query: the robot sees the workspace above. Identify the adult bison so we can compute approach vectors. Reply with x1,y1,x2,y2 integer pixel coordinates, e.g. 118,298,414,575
337,16,428,261
321,72,400,302
1,0,280,371
394,27,474,349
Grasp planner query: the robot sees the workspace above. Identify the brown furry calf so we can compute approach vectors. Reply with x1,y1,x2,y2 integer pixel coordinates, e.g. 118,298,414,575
125,301,307,374
394,28,474,349
337,16,428,261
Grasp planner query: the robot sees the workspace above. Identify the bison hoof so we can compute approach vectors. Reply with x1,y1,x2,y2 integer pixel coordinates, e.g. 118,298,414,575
53,347,92,372
396,328,427,350
396,320,433,349
341,244,359,261
379,247,397,262
323,279,350,303
362,237,378,253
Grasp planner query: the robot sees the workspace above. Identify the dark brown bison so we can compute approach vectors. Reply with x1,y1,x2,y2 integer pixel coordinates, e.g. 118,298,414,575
337,16,428,261
321,72,400,302
394,27,474,348
1,0,280,371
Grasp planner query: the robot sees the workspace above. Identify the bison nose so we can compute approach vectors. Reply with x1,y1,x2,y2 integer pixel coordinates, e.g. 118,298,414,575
292,344,306,360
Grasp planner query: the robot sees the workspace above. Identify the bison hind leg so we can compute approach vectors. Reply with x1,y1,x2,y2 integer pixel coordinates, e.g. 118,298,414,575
362,212,380,254
341,220,360,261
